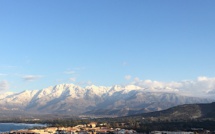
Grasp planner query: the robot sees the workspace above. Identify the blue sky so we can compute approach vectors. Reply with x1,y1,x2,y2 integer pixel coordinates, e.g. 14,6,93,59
0,0,215,92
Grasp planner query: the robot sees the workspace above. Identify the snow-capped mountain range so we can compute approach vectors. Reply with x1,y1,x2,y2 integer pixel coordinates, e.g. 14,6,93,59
0,84,213,117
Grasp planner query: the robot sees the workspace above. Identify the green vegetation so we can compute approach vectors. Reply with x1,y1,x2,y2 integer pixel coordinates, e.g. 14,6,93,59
1,117,215,132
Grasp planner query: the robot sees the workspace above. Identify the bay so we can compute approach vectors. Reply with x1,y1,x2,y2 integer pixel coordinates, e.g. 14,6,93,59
0,123,46,132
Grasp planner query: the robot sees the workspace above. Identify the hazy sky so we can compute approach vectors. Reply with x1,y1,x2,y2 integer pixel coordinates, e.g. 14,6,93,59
0,0,215,93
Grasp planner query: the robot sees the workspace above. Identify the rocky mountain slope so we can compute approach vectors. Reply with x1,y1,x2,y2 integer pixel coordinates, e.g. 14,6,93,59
0,84,212,117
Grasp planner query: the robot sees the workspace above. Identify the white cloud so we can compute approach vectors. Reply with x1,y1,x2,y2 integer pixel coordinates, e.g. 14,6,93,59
64,67,85,75
130,76,215,96
125,75,131,80
197,76,208,81
0,80,9,91
22,75,43,81
69,77,76,82
131,79,180,92
134,77,140,82
86,81,93,85
77,81,93,86
64,71,75,74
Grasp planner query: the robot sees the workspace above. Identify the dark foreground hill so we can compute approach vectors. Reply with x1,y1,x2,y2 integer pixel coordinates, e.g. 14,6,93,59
129,102,215,121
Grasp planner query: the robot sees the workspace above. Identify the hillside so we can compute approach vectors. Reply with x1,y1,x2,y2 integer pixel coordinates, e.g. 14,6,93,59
131,102,215,121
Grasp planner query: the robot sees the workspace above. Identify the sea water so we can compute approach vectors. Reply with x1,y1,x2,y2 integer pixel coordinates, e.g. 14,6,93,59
0,123,46,132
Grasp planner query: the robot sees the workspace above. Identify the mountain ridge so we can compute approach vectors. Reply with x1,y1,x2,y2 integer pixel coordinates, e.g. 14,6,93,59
0,84,213,117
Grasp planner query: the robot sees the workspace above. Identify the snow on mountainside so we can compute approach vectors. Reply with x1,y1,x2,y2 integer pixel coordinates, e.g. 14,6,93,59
0,84,213,116
0,92,14,99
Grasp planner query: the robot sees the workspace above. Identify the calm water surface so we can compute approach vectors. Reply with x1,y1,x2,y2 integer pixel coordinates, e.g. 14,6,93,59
0,123,46,132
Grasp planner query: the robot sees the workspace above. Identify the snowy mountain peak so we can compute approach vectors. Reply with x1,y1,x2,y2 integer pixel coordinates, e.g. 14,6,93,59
85,85,110,96
0,83,213,116
0,92,14,99
124,85,141,90
53,83,77,90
